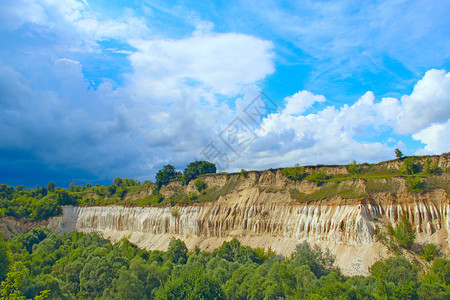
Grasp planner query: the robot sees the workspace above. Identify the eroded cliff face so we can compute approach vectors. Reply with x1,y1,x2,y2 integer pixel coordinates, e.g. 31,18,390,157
48,159,450,276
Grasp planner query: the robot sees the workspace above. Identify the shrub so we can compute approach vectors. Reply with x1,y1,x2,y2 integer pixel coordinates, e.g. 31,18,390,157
347,160,360,175
399,158,419,175
306,169,329,183
240,169,248,177
194,178,206,192
115,187,127,199
423,157,439,174
188,192,198,202
387,215,416,249
420,244,439,262
282,166,306,181
407,177,425,193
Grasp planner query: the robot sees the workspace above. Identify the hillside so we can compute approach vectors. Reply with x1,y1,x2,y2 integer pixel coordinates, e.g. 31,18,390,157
40,153,450,275
1,153,449,275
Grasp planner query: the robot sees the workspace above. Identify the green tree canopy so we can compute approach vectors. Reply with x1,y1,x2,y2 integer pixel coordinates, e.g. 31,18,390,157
165,238,188,264
156,165,179,189
183,161,216,185
46,182,55,193
292,242,335,278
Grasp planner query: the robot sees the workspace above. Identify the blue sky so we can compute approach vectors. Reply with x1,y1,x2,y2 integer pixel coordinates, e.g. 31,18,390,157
0,0,449,187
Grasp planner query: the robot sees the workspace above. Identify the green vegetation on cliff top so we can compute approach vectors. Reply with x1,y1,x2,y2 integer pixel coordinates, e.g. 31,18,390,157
0,154,449,221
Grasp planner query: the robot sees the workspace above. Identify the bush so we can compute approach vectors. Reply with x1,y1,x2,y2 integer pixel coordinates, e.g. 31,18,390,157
282,166,306,181
387,215,416,250
188,192,198,202
420,244,439,262
407,177,425,192
240,169,248,177
399,158,419,175
347,160,360,175
306,169,329,183
194,178,206,192
423,157,439,174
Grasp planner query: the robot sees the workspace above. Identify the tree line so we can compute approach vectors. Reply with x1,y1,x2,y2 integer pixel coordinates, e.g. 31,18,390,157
0,229,448,299
0,161,216,221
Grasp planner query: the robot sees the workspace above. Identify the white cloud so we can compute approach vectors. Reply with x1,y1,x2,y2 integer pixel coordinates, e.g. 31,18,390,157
413,120,450,155
0,0,46,30
283,90,325,115
128,33,275,97
0,0,150,52
232,69,450,170
396,69,450,134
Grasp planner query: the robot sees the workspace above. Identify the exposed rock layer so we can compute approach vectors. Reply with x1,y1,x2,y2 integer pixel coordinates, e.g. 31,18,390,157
48,164,449,275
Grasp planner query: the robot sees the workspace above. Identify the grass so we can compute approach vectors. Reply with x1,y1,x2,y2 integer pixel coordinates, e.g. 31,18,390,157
197,178,240,202
289,181,367,202
423,175,450,194
365,178,402,194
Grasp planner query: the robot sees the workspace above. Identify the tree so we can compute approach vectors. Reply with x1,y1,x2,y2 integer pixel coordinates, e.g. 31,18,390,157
0,261,28,299
395,148,404,159
156,165,179,189
113,177,123,187
0,234,9,281
292,242,335,278
183,161,216,185
400,157,418,175
115,269,145,300
387,215,416,249
165,238,188,264
15,185,25,192
46,182,55,193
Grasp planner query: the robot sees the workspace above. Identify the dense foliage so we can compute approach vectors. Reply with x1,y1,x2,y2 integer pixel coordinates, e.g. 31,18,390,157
0,230,448,299
155,164,180,190
182,161,217,185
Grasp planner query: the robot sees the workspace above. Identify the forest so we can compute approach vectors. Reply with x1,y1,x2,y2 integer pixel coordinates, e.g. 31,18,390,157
0,228,449,299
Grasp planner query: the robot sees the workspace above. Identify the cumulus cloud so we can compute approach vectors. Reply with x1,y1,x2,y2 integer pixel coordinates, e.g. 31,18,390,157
0,0,150,52
283,90,325,115
395,69,450,134
1,0,448,187
413,120,450,154
231,69,450,170
128,33,275,97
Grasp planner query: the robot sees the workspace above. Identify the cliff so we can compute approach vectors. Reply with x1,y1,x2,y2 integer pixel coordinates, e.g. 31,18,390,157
47,153,450,276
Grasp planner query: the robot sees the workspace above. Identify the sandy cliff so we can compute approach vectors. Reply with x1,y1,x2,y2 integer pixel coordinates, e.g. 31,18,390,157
47,155,450,276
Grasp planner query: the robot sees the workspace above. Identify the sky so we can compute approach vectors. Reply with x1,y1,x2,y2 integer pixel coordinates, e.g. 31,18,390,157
0,0,449,188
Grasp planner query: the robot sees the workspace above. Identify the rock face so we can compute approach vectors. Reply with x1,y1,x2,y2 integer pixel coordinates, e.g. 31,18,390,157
48,163,450,276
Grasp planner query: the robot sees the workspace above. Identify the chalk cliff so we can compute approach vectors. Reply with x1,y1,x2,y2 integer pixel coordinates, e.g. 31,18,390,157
48,154,450,276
